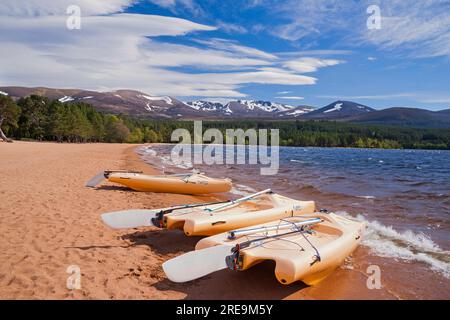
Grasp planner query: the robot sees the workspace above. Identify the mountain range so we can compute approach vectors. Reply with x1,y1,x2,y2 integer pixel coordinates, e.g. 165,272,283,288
1,86,448,128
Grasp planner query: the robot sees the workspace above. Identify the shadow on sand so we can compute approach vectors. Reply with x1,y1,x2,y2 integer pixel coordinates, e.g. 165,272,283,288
122,228,201,255
122,228,307,299
152,260,307,299
93,185,134,192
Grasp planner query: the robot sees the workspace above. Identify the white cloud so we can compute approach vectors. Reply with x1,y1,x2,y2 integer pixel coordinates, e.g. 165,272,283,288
415,93,450,104
148,0,204,16
264,0,450,58
362,1,450,58
221,67,316,85
193,38,277,60
246,0,264,8
277,91,291,94
284,57,344,73
0,0,134,16
278,50,353,57
368,57,377,61
420,98,450,104
251,24,265,34
188,97,237,105
269,0,356,41
316,92,450,108
316,93,415,100
149,0,175,7
0,2,344,98
141,41,271,68
216,21,248,34
275,96,304,100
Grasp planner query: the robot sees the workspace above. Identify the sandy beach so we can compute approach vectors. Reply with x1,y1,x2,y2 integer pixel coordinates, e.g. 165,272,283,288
0,141,398,299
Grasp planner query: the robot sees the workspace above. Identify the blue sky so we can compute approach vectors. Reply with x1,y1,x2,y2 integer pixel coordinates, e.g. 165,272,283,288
1,0,449,110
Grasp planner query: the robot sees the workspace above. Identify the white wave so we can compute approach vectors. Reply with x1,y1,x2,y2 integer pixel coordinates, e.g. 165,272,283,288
356,195,376,199
175,162,193,169
137,146,157,157
146,150,157,156
160,155,173,166
136,146,146,155
160,155,193,169
336,211,450,278
142,147,157,156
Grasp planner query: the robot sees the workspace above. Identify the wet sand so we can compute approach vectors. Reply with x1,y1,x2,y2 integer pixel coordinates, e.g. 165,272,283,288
0,141,398,299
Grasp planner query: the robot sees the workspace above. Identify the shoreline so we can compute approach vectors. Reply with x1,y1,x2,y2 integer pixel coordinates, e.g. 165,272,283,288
0,141,399,299
112,142,450,152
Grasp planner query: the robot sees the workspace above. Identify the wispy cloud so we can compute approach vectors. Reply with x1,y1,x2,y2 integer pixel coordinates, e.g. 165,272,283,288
317,92,450,108
361,1,450,59
416,93,450,104
316,93,415,100
193,38,277,60
190,97,236,105
1,2,344,98
0,0,134,16
268,0,358,41
419,98,450,104
275,96,304,100
284,57,344,73
149,0,204,16
263,0,450,59
277,50,353,57
216,21,248,34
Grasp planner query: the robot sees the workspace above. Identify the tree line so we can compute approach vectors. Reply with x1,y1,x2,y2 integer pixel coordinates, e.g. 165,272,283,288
1,94,449,149
0,94,161,143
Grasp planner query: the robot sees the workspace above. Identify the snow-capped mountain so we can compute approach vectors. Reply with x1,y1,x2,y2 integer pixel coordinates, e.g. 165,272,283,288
185,100,226,112
2,86,447,126
234,100,295,112
0,86,191,118
184,99,299,117
1,87,382,121
303,100,375,119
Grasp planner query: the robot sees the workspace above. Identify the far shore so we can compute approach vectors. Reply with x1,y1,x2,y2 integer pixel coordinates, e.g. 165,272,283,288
5,138,450,152
0,141,397,299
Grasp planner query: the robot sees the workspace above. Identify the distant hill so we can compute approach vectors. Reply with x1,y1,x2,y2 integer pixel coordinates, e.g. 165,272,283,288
437,109,450,115
0,86,192,119
303,100,375,119
351,107,450,128
1,86,449,128
0,86,310,120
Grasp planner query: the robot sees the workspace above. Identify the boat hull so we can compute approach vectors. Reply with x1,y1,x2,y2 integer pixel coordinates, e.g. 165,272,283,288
107,172,232,194
196,213,366,285
166,194,316,236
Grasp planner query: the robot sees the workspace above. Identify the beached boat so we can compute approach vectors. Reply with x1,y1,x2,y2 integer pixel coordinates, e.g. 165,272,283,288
86,170,232,194
101,189,316,236
163,212,366,285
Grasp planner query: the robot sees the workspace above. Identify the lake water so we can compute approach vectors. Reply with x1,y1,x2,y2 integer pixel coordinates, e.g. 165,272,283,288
138,144,450,299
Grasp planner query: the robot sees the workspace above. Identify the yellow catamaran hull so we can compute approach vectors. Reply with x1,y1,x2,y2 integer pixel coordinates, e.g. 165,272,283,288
106,171,232,194
196,213,366,285
164,193,316,236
